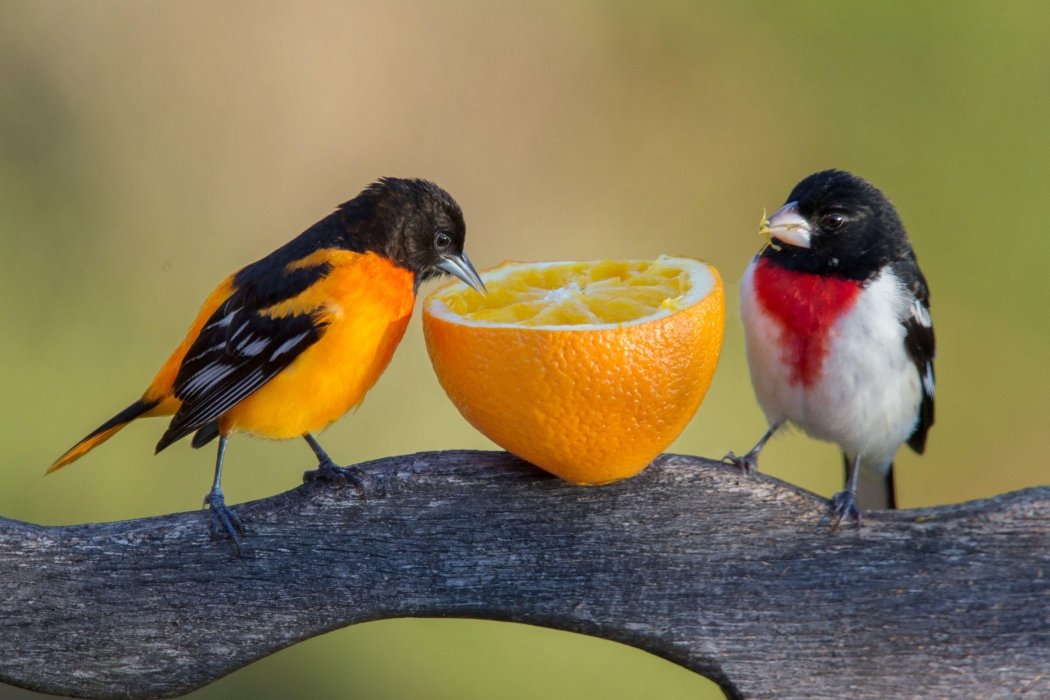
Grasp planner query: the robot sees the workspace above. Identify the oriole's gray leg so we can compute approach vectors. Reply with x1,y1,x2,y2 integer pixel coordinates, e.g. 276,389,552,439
203,436,244,555
302,434,367,495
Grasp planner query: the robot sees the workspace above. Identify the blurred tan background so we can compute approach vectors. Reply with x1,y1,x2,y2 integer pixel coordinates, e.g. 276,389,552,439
2,1,1049,698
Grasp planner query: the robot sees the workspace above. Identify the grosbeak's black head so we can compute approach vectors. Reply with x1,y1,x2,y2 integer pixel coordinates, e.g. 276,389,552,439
341,177,485,293
760,170,910,280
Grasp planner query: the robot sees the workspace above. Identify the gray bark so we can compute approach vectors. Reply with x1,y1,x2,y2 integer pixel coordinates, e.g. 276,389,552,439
1,450,1048,700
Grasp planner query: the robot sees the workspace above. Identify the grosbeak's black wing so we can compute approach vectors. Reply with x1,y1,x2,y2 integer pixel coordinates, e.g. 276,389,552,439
155,258,333,452
893,256,935,454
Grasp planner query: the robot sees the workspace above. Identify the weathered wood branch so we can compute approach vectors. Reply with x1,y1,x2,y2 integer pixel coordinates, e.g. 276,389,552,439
1,451,1048,699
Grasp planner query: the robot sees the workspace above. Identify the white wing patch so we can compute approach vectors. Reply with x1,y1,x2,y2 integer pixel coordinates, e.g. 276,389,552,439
270,331,312,360
228,322,249,344
911,299,932,328
182,363,237,395
923,363,935,398
202,308,238,333
237,337,270,357
184,368,267,427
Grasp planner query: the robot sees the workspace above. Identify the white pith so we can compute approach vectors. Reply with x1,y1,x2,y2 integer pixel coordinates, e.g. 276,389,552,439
424,257,715,331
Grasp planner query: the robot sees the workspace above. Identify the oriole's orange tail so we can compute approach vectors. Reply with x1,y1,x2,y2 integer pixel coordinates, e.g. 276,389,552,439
47,398,160,474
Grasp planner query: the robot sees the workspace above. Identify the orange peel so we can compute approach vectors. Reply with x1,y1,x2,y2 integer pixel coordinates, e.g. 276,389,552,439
422,257,725,484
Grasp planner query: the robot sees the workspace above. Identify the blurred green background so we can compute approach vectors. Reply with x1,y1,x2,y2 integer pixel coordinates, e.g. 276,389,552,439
2,1,1049,698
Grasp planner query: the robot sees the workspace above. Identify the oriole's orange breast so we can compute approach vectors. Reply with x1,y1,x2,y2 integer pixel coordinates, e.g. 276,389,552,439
220,252,416,439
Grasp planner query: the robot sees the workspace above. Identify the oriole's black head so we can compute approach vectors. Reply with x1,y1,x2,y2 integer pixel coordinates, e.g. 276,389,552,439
760,170,912,280
338,177,485,292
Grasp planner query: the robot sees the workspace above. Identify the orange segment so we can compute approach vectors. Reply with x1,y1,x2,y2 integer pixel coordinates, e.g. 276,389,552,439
422,257,725,484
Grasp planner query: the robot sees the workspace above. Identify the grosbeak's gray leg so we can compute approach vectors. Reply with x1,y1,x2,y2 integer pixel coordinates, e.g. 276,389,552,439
302,433,368,496
723,421,783,475
203,436,245,556
830,454,863,533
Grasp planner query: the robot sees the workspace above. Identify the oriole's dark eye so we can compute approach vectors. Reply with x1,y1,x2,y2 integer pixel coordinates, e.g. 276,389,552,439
435,232,451,249
822,213,845,230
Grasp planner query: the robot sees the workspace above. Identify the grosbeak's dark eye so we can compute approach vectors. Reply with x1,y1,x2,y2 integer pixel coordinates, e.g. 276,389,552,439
822,213,845,230
435,232,451,249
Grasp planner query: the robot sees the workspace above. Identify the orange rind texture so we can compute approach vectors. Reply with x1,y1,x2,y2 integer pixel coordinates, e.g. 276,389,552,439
423,258,725,485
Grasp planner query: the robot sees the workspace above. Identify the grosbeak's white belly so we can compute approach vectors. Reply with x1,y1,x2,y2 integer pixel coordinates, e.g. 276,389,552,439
739,257,923,475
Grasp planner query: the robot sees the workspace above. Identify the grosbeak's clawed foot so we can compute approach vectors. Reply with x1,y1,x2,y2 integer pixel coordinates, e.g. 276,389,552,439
829,490,861,533
722,450,759,476
203,488,244,556
303,459,369,497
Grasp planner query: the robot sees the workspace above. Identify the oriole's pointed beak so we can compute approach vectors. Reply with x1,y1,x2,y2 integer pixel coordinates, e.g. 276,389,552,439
763,202,812,248
438,252,487,294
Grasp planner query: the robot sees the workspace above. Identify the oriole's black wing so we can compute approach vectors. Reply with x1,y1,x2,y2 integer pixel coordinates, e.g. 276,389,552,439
893,256,935,454
155,253,335,453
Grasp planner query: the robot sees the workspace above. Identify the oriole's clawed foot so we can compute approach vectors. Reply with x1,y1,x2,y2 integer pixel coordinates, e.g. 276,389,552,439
302,433,370,497
203,488,244,556
722,450,759,476
829,489,861,533
303,459,369,496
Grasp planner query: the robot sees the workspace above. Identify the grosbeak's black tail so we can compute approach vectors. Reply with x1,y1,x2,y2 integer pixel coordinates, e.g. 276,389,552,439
847,453,898,510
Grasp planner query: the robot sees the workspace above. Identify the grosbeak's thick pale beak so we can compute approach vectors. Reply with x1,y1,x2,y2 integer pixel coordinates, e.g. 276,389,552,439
762,202,812,249
438,252,487,294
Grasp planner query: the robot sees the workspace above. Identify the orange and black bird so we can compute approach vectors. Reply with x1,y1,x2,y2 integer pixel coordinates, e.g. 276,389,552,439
49,178,485,553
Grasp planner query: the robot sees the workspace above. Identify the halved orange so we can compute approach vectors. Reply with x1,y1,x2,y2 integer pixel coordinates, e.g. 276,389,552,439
422,257,724,484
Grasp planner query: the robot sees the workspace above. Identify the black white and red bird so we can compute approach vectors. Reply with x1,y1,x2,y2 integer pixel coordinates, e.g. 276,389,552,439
724,170,935,529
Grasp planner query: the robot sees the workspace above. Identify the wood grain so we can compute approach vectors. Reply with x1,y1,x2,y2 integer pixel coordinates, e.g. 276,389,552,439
1,450,1048,699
